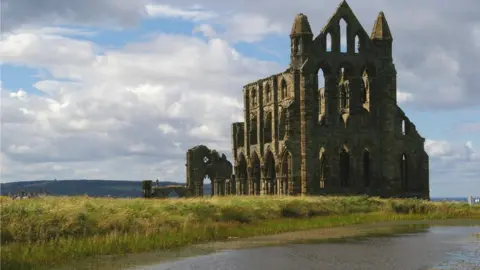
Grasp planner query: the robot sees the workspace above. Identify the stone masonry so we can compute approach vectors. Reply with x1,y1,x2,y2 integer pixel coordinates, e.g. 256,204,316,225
230,1,430,199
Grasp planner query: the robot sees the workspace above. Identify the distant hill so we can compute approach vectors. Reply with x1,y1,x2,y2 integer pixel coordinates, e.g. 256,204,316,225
0,180,212,198
2,181,463,200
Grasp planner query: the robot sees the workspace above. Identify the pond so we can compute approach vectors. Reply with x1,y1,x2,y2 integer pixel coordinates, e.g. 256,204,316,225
63,220,480,270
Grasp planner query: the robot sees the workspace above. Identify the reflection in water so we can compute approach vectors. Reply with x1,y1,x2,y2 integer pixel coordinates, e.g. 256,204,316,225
65,222,480,270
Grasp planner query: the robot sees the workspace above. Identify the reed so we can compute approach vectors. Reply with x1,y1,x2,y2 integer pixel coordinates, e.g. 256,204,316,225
1,195,479,270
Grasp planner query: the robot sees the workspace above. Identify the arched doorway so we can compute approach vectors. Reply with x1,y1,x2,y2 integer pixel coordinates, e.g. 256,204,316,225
265,151,276,195
251,152,261,195
237,153,248,195
340,148,350,187
204,174,213,197
280,151,291,195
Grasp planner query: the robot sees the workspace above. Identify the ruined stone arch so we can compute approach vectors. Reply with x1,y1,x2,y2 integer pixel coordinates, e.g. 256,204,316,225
250,151,261,195
279,148,292,195
315,61,333,91
186,145,233,196
263,149,277,195
236,152,248,195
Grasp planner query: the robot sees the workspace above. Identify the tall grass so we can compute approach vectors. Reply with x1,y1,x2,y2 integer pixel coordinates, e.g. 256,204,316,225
1,195,479,270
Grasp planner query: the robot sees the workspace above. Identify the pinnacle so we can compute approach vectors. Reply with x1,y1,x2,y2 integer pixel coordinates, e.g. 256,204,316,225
337,0,352,11
290,13,313,36
371,11,392,40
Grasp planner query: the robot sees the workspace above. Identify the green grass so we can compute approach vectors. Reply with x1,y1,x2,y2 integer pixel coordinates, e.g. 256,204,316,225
1,195,479,270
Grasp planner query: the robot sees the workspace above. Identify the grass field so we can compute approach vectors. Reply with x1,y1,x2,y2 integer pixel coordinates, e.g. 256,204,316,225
1,195,479,270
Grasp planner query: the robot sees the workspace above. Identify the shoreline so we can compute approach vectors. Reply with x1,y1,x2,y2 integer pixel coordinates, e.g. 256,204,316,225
2,196,480,270
57,218,480,270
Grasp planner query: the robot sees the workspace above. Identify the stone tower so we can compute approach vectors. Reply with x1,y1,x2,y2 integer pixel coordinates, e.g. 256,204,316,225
231,1,429,199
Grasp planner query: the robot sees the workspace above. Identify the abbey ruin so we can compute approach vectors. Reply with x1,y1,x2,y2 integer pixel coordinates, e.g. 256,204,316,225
186,1,430,199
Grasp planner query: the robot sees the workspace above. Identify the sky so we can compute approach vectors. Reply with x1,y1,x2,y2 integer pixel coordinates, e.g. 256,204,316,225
0,0,479,197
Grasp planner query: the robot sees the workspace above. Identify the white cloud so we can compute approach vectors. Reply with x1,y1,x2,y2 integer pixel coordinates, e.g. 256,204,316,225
145,4,217,21
193,24,217,38
474,24,480,49
397,91,414,104
1,0,480,197
10,26,98,38
0,28,279,182
158,124,178,134
224,13,285,43
425,139,480,195
9,89,29,101
0,31,96,69
1,0,149,31
465,141,476,161
425,139,454,158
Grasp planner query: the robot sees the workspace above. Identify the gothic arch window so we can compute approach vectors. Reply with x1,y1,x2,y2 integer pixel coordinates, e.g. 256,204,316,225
338,66,353,111
249,115,258,145
340,148,350,187
360,70,369,104
293,38,299,54
340,18,347,53
280,79,287,99
264,112,273,143
401,119,406,135
265,83,272,103
251,88,257,107
354,35,360,54
326,33,332,52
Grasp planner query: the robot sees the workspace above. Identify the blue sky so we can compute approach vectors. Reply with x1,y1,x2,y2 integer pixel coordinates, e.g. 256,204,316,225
1,0,479,197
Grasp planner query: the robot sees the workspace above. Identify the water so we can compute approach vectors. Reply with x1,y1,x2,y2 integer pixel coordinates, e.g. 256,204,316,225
67,221,480,270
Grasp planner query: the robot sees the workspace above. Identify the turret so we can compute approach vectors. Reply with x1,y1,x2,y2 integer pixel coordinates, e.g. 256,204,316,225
371,11,393,59
290,13,313,67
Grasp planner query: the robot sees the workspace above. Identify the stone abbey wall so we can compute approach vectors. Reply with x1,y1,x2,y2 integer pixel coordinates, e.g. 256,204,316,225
186,1,429,199
230,1,429,199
